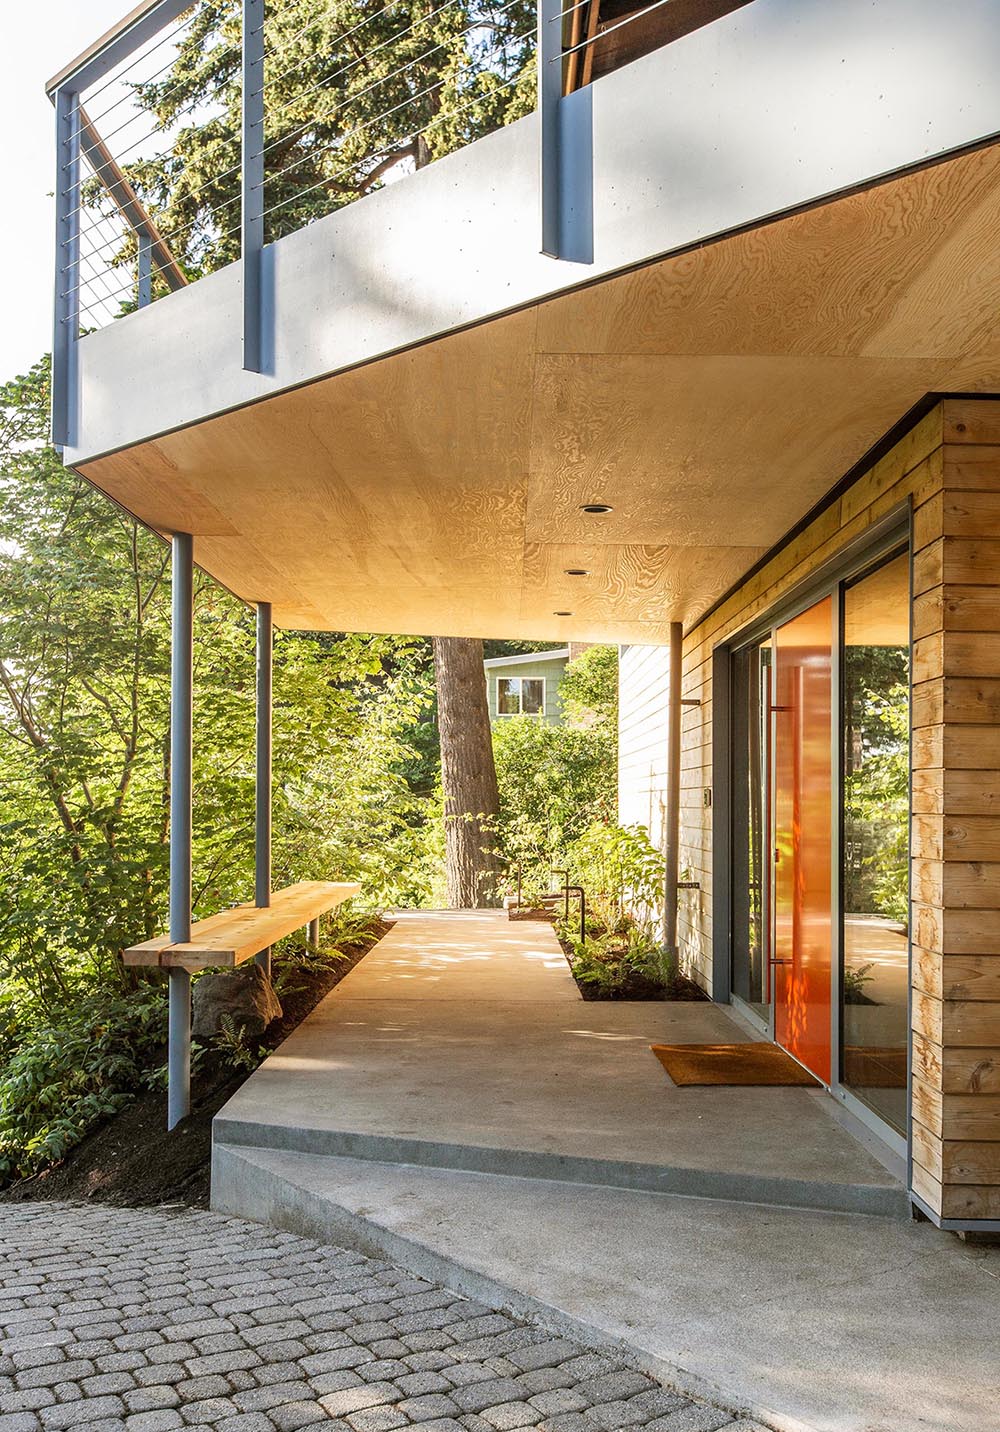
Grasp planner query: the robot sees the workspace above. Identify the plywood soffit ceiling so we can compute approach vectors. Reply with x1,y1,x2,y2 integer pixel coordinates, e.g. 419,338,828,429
81,142,1000,642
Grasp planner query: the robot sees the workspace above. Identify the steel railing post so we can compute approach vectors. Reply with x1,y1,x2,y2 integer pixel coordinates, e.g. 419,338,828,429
242,0,265,371
538,0,563,257
52,87,80,449
168,532,194,1131
255,601,273,975
137,228,153,308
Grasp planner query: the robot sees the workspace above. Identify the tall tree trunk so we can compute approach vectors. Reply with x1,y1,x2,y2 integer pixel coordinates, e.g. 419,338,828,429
433,637,501,907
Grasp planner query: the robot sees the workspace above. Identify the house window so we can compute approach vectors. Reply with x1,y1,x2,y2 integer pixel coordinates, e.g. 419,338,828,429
496,677,544,716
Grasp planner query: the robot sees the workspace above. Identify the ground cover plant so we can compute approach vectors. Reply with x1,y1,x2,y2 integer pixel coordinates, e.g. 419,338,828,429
0,359,439,1185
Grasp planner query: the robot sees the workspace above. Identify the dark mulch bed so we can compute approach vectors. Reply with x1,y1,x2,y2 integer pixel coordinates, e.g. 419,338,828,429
557,934,709,1002
0,920,391,1212
576,969,709,1001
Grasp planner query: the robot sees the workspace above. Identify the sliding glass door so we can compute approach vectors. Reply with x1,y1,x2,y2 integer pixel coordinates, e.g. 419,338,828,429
728,538,910,1141
840,552,910,1134
773,597,833,1085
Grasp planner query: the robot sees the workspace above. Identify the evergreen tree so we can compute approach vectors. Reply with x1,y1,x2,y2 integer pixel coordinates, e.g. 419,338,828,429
111,0,535,281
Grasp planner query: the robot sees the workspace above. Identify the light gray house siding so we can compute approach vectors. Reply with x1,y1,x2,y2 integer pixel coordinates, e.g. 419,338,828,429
618,644,670,850
617,643,709,992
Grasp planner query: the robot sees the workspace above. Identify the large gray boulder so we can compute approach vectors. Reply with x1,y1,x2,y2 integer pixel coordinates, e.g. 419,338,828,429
192,963,282,1042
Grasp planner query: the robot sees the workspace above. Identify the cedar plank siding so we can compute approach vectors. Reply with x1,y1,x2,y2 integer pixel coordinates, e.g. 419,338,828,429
617,398,1000,1224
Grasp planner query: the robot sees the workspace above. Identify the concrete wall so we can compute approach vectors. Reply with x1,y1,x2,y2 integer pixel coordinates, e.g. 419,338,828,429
66,0,1000,463
642,397,1000,1226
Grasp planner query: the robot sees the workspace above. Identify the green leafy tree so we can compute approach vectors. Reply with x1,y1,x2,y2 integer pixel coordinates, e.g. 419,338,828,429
559,644,618,730
491,646,618,888
0,356,440,1176
843,677,910,924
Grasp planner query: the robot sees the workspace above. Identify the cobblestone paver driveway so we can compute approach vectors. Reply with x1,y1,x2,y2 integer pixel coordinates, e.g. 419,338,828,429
0,1204,764,1432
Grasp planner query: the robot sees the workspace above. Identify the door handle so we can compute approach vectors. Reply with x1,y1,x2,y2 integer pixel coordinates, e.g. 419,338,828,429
769,958,792,965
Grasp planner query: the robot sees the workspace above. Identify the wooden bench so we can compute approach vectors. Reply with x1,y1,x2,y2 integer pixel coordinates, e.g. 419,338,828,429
123,880,361,972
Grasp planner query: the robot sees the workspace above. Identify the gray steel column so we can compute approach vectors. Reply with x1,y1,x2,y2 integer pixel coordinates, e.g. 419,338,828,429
137,228,153,308
242,0,265,372
538,0,562,257
662,622,683,960
307,918,320,948
52,87,80,449
254,602,273,975
168,532,194,1131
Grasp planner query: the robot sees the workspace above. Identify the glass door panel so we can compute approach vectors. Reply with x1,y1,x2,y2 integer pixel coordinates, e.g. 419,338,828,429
773,597,833,1083
841,551,910,1133
730,640,771,1018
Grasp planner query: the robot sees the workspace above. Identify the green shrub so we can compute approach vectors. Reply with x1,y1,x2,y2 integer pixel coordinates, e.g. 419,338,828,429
0,983,167,1182
566,822,666,936
491,719,616,890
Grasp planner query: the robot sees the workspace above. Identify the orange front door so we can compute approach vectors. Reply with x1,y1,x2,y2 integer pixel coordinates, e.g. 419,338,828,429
772,597,833,1084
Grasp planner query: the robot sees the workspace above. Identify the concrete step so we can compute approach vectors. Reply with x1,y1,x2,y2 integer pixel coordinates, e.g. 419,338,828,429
210,1143,997,1432
213,1113,909,1219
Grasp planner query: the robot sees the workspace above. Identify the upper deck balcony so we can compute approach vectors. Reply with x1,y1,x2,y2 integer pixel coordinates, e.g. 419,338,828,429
47,0,1000,640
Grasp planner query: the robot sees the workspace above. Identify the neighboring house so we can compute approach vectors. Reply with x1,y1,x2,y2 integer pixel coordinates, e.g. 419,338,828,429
47,1,1000,1234
484,649,569,724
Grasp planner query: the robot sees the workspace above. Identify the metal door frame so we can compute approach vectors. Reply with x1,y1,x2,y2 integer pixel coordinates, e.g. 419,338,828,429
716,504,911,1159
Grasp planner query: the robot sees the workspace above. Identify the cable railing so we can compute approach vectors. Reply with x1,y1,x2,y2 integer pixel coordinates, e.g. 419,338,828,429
50,0,746,443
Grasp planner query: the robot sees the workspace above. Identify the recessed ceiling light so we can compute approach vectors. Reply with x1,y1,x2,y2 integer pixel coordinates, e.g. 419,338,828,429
553,610,572,617
579,503,612,514
564,568,589,576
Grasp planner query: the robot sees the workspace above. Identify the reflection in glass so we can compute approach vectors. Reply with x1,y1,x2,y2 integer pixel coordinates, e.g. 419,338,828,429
521,679,544,715
730,640,771,1017
841,552,910,1133
497,677,520,714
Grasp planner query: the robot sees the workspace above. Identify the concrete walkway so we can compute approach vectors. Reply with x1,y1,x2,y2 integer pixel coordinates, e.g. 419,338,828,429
215,912,904,1216
0,1201,762,1432
211,912,1000,1432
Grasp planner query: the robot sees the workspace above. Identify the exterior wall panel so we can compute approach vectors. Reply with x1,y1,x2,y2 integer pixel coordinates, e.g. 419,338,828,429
618,398,1000,1223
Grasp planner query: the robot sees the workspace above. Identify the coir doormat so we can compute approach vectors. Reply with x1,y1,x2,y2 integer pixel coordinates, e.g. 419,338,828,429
651,1041,821,1087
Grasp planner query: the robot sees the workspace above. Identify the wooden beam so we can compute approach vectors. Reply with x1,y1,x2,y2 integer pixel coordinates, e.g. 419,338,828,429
77,104,187,294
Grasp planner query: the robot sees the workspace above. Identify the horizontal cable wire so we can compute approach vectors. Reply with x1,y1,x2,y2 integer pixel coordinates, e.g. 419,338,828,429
263,24,533,192
77,250,133,310
66,207,243,309
70,151,246,263
262,67,523,219
548,0,601,22
556,0,675,58
85,32,243,144
78,7,204,108
62,89,239,205
81,10,207,124
71,217,242,320
64,172,240,271
261,0,522,168
261,0,400,66
266,0,465,125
